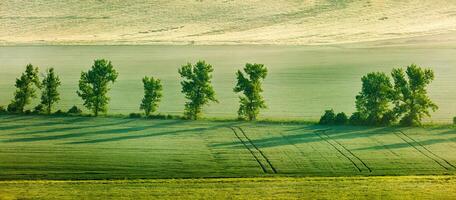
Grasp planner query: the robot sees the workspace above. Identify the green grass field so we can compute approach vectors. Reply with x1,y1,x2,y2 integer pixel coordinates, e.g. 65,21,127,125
1,176,456,199
1,45,456,122
1,114,456,180
1,114,456,198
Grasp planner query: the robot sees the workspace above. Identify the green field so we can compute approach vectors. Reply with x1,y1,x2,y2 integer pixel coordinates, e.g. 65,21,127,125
1,45,456,122
1,114,456,180
1,176,456,199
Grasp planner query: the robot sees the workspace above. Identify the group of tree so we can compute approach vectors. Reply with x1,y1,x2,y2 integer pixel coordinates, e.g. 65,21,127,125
320,64,438,126
7,64,61,114
4,59,269,121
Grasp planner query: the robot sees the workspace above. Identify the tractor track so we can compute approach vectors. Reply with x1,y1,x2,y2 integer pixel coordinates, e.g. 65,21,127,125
315,130,371,173
395,130,456,170
229,126,276,174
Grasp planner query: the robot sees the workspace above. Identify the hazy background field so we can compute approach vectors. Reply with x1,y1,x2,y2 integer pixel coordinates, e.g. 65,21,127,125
1,45,456,122
1,0,456,45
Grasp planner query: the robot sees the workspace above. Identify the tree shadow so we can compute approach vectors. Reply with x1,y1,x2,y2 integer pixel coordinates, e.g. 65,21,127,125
65,121,241,145
0,115,93,131
212,125,394,149
2,119,242,144
7,118,135,136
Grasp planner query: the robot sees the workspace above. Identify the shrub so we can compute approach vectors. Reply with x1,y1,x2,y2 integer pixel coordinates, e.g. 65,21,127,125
453,117,456,125
67,105,82,114
33,104,44,114
129,113,142,118
349,112,365,126
7,103,18,113
24,110,32,115
334,112,348,125
0,106,6,114
319,109,336,125
54,110,65,115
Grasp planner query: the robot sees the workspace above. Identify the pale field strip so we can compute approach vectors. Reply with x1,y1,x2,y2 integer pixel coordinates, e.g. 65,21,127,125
1,0,456,45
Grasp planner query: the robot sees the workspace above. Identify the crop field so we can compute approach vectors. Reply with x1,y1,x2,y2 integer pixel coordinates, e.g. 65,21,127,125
1,115,456,180
1,0,456,45
1,45,456,122
1,176,456,199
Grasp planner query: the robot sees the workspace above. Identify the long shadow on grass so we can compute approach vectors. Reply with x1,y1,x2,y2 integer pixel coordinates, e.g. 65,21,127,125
6,118,135,136
0,115,92,131
64,121,241,145
1,120,184,143
2,120,242,144
211,125,395,149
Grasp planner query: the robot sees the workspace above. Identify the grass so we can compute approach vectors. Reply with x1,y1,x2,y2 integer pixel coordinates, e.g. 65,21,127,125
1,114,456,180
1,176,456,199
1,45,456,123
1,1,456,45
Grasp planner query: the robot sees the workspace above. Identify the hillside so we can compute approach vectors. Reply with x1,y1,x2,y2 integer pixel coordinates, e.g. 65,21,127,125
1,0,456,45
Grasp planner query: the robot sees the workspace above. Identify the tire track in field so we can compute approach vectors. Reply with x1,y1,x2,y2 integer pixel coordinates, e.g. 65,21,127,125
315,129,371,173
228,127,276,174
236,126,277,174
395,130,456,170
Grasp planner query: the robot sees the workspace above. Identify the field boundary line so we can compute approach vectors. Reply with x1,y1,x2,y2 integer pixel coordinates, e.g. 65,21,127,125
228,127,268,173
314,130,362,172
322,132,372,173
399,130,456,170
235,126,277,174
394,131,450,170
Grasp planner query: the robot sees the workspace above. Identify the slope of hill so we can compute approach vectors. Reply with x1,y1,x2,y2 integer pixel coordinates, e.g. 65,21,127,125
1,0,456,45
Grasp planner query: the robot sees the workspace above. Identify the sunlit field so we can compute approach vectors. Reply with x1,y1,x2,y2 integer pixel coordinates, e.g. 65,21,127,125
1,45,456,122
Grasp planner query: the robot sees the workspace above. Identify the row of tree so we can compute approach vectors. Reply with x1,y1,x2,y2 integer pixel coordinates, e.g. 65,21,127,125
4,59,268,121
319,64,437,126
4,60,438,126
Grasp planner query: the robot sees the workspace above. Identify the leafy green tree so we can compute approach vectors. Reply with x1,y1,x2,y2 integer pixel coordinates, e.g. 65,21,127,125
77,59,118,116
334,112,348,125
319,109,335,125
391,64,438,126
140,76,163,117
355,72,395,125
178,60,217,120
40,68,61,114
9,64,41,113
234,63,268,121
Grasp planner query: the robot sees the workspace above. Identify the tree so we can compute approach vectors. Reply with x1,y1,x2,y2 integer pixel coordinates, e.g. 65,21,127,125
391,64,438,126
9,64,41,113
178,60,217,120
234,63,268,121
40,68,61,114
319,109,335,125
77,59,118,116
140,76,163,117
355,72,395,125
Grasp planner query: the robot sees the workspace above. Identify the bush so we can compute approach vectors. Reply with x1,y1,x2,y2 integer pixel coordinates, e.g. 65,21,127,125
54,110,65,115
24,110,32,115
380,111,396,126
0,106,6,114
7,103,18,113
319,109,336,125
33,104,44,114
67,105,82,114
349,112,366,125
334,112,348,125
453,117,456,125
129,113,142,118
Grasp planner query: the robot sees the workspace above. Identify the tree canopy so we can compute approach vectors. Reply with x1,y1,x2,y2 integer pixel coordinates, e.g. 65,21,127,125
178,60,217,120
140,76,163,117
391,64,438,126
77,59,118,116
9,64,41,113
355,72,395,125
40,68,61,114
234,63,268,121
